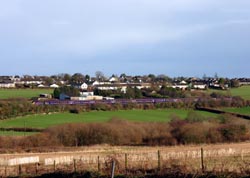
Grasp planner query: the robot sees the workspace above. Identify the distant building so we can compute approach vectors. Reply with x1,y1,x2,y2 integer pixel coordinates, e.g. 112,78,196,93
50,84,59,88
172,80,188,90
0,80,15,88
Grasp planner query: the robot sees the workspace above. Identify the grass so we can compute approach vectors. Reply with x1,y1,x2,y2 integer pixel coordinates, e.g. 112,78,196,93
0,131,38,136
0,109,217,129
229,86,250,100
223,107,250,115
0,88,53,99
208,85,250,100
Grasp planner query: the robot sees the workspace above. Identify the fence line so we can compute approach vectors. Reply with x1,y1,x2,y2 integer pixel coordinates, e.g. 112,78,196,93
0,147,249,177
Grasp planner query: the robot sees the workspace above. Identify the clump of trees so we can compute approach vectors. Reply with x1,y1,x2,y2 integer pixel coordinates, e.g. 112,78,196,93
94,85,189,99
53,86,80,99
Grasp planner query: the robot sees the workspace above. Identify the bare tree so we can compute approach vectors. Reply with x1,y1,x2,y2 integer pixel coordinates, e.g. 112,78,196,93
95,71,106,81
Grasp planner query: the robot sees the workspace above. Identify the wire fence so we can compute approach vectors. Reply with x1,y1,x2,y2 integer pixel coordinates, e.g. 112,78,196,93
0,147,250,177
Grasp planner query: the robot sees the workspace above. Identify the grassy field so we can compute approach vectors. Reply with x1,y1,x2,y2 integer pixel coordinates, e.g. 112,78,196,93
0,88,53,99
230,86,250,100
0,131,37,136
223,107,250,115
208,85,250,100
0,109,217,129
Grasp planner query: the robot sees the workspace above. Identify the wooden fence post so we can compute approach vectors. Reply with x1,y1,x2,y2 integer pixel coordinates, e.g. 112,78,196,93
5,166,7,177
35,163,39,175
74,159,77,173
158,150,161,171
125,153,128,173
201,148,205,172
18,165,22,176
111,159,116,178
98,156,100,172
53,160,56,172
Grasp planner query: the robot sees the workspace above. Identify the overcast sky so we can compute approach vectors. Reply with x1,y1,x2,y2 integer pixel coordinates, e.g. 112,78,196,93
0,0,250,78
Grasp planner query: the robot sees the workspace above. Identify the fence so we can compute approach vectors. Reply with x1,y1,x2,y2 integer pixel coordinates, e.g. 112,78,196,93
0,146,250,177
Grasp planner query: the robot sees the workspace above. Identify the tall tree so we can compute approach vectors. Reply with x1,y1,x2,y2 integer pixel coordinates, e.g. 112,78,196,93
230,79,240,88
85,74,90,83
70,73,85,84
95,71,105,81
63,73,71,83
54,86,80,98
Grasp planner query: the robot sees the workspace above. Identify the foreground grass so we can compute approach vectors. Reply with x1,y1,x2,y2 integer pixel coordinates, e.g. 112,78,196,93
0,88,53,99
0,109,217,129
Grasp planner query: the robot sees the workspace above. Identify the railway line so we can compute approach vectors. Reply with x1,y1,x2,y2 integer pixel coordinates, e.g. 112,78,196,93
34,97,199,106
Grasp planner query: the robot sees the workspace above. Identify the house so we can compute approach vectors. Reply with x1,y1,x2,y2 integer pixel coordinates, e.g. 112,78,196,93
38,84,46,88
80,83,88,90
109,76,119,83
19,77,43,85
50,84,59,88
192,82,207,90
94,83,151,93
0,80,15,88
172,80,189,90
239,78,250,86
80,91,94,97
92,81,100,86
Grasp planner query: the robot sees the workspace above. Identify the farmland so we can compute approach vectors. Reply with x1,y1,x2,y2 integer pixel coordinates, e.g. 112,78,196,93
230,85,250,100
223,107,250,115
0,88,53,99
0,131,37,136
208,85,250,100
0,109,217,130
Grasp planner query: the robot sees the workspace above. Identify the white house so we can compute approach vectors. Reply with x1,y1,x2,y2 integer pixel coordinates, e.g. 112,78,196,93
92,81,100,86
80,91,94,97
193,83,207,90
0,81,15,88
172,81,188,90
37,84,46,88
109,77,119,82
50,84,59,88
80,83,88,90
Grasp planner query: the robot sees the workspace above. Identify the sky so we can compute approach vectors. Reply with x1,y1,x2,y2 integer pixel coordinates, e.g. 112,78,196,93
0,0,250,78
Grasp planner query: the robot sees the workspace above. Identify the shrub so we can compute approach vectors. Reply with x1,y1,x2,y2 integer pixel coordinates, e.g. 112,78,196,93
69,108,80,114
219,124,247,142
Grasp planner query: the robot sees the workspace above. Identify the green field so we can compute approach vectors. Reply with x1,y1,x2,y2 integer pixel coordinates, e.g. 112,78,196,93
0,131,37,136
0,89,53,99
223,107,250,115
230,86,250,100
0,109,217,129
208,86,250,100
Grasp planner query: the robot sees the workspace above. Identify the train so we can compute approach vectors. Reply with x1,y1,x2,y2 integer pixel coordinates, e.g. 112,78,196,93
33,98,199,106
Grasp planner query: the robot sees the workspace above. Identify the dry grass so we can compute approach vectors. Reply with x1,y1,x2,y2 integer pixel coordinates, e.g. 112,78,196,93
1,143,250,176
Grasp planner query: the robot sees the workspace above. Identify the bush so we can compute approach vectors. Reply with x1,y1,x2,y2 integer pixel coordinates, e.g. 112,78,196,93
69,108,80,114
